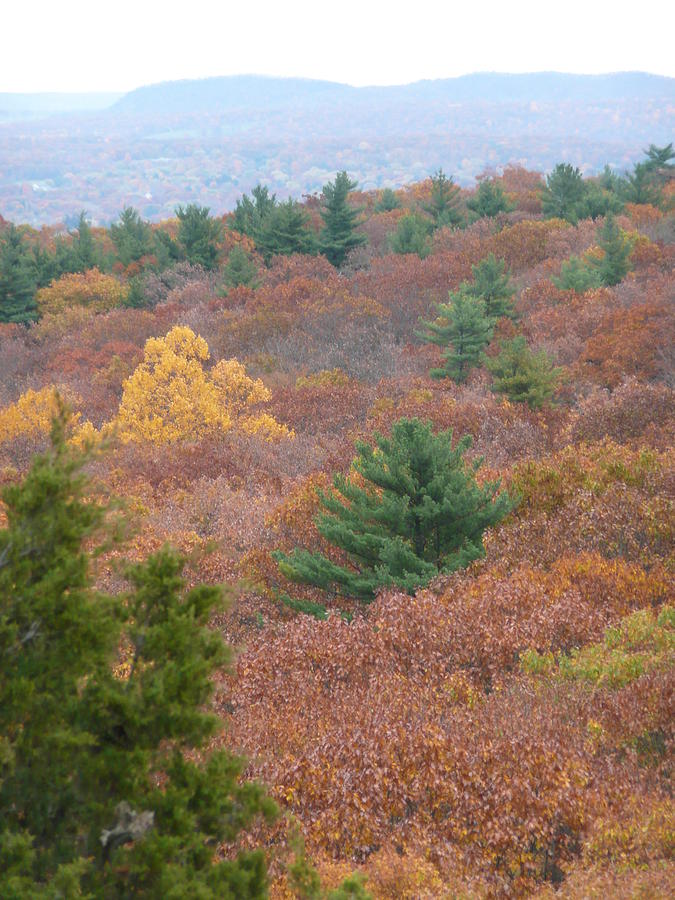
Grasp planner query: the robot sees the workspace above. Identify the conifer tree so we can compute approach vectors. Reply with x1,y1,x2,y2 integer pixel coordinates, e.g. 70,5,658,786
175,204,222,270
0,224,38,324
424,168,463,228
486,336,561,408
590,215,633,286
418,288,493,382
374,187,401,212
111,206,152,266
466,179,513,219
232,184,277,239
0,409,276,897
274,418,512,601
541,163,587,223
466,253,516,320
319,171,367,267
388,213,432,258
257,199,316,261
223,245,260,289
553,255,601,293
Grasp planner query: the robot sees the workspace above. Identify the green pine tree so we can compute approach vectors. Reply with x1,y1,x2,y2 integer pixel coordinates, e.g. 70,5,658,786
589,215,633,287
466,179,513,219
175,204,222,270
111,206,153,266
273,418,513,602
541,163,588,223
257,199,317,261
553,255,602,293
424,168,464,228
0,225,38,324
388,213,432,258
374,187,401,212
620,162,661,206
466,254,516,320
232,185,277,239
0,409,276,898
223,245,260,288
319,171,367,267
486,336,561,408
417,288,493,383
71,211,100,271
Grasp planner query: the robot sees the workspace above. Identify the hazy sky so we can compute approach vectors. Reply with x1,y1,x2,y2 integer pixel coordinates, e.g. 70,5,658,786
3,0,674,93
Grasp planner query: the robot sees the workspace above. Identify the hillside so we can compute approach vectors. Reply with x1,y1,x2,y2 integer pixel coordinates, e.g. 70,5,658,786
1,71,672,226
1,153,673,896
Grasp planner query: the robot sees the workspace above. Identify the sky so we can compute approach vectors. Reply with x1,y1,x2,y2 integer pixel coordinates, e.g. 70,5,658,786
3,0,674,93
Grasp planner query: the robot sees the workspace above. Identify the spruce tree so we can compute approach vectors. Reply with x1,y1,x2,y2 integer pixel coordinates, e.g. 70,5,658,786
257,199,316,261
590,215,633,286
223,245,260,289
466,179,513,219
486,336,561,408
176,204,222,270
0,410,276,897
274,417,513,601
319,171,366,267
388,213,432,258
541,163,587,223
0,225,38,324
424,168,463,228
466,254,516,320
111,206,152,266
418,288,493,383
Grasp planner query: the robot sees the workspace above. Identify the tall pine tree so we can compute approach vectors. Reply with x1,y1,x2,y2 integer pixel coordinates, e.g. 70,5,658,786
0,225,38,324
319,171,366,267
418,288,493,382
466,254,516,321
274,418,512,601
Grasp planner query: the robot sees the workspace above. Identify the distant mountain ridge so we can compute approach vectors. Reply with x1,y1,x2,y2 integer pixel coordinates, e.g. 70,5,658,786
112,72,674,115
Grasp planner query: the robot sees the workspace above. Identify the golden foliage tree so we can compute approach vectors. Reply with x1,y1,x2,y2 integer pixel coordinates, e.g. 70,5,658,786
36,268,128,316
115,325,291,443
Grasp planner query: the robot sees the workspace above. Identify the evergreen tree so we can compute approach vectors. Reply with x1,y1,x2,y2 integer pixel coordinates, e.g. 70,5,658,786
111,206,152,266
70,211,99,271
541,163,588,223
466,179,513,219
374,187,401,212
123,275,150,308
576,181,624,220
176,204,222,270
388,213,432,258
466,253,516,320
424,168,463,228
274,417,512,601
621,162,661,206
0,411,276,897
223,245,260,289
589,214,633,286
232,184,277,239
319,171,367,267
486,336,561,408
257,199,316,261
417,288,493,383
553,255,602,293
0,225,38,324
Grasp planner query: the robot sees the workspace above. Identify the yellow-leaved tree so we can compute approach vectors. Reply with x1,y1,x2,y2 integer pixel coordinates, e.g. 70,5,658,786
36,269,128,316
0,386,96,449
115,325,291,443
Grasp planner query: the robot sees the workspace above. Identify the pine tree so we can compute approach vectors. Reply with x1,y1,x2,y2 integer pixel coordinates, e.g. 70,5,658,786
620,162,661,206
466,254,516,320
257,199,316,261
388,213,432,258
466,179,513,219
223,245,259,288
553,255,602,293
417,288,493,383
175,204,222,270
424,168,463,228
70,211,99,271
232,184,277,239
319,171,367,267
0,225,38,324
541,163,587,223
273,418,513,601
111,206,152,266
486,336,561,408
0,409,276,897
374,187,401,212
590,215,633,286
